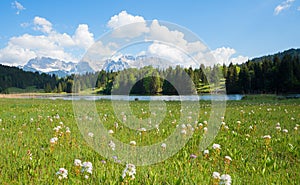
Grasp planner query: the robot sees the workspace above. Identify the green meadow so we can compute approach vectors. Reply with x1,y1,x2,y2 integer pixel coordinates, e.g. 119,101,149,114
0,98,299,184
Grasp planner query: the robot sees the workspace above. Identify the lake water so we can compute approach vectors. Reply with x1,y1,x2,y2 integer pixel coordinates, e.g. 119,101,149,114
43,94,244,101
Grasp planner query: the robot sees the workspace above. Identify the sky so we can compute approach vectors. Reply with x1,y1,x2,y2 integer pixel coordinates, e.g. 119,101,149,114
0,0,299,66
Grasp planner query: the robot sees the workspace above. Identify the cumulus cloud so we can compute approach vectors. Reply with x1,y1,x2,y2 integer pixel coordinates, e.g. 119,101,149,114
108,11,149,38
33,16,53,34
274,0,295,15
0,16,94,66
211,47,248,65
11,1,25,15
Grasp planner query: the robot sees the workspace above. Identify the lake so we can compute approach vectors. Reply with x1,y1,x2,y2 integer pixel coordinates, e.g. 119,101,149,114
43,94,244,101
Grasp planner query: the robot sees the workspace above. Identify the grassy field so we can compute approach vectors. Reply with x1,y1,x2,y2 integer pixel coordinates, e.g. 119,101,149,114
0,98,299,184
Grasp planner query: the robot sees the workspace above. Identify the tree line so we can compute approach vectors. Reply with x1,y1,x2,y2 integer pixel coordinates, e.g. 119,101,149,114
0,48,299,94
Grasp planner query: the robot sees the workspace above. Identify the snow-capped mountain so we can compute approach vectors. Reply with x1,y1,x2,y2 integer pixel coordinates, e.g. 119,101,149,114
22,57,94,77
21,55,173,77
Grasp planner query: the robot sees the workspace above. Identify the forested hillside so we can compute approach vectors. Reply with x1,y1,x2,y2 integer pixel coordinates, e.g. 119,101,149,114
0,48,299,94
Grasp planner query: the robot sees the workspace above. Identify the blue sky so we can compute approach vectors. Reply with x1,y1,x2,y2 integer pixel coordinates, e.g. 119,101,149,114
0,0,299,66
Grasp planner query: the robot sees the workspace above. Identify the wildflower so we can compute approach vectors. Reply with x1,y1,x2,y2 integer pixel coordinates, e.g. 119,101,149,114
224,156,232,165
276,122,280,127
84,175,89,179
224,125,229,131
181,124,187,129
203,120,208,125
108,129,114,134
122,163,136,180
212,171,220,179
282,129,288,133
203,127,208,133
114,122,118,128
220,174,232,185
190,154,197,159
56,168,68,180
212,172,220,184
30,118,34,122
203,149,209,156
101,160,106,164
50,137,58,144
161,143,167,150
212,144,221,150
181,129,187,135
130,140,136,146
275,126,281,132
294,126,298,131
37,128,41,131
249,125,253,130
88,132,94,138
236,121,241,124
108,140,116,150
139,128,146,132
0,118,2,122
263,135,271,145
66,127,71,134
82,161,93,174
74,159,82,167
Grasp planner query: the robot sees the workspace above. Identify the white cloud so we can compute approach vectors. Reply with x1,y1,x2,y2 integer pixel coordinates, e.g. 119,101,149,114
108,11,149,38
0,17,95,66
298,6,300,11
211,47,248,65
230,55,249,65
11,1,25,15
33,16,53,34
274,0,295,15
73,24,94,49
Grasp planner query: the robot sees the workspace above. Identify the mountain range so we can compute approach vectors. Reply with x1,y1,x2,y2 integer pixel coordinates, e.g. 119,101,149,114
20,55,171,77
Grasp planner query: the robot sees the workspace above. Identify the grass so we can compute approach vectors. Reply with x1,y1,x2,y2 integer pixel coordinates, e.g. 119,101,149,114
0,98,299,184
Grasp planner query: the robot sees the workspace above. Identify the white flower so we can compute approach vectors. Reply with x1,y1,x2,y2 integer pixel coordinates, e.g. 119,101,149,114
37,128,41,131
181,129,187,135
203,149,209,155
108,129,114,134
282,129,288,133
74,159,82,167
122,163,136,179
294,126,298,131
139,128,146,132
161,143,167,149
212,171,220,179
82,161,93,174
225,156,232,161
30,118,34,122
276,122,280,127
84,175,89,179
56,168,68,179
220,174,232,185
109,140,116,150
276,126,281,131
203,127,208,132
130,141,136,146
66,127,71,134
50,137,58,144
212,143,221,150
203,120,208,125
88,132,94,138
263,135,271,139
237,121,241,124
0,118,2,122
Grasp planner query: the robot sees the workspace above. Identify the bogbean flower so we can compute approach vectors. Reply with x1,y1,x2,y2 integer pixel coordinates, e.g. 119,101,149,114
109,140,116,150
122,163,136,180
161,143,166,150
212,143,221,151
50,137,58,144
130,141,136,146
56,168,68,180
203,149,209,156
82,161,93,174
212,172,220,184
224,156,232,165
276,126,281,132
108,129,114,134
74,159,82,167
220,174,232,185
88,132,94,138
263,135,271,145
